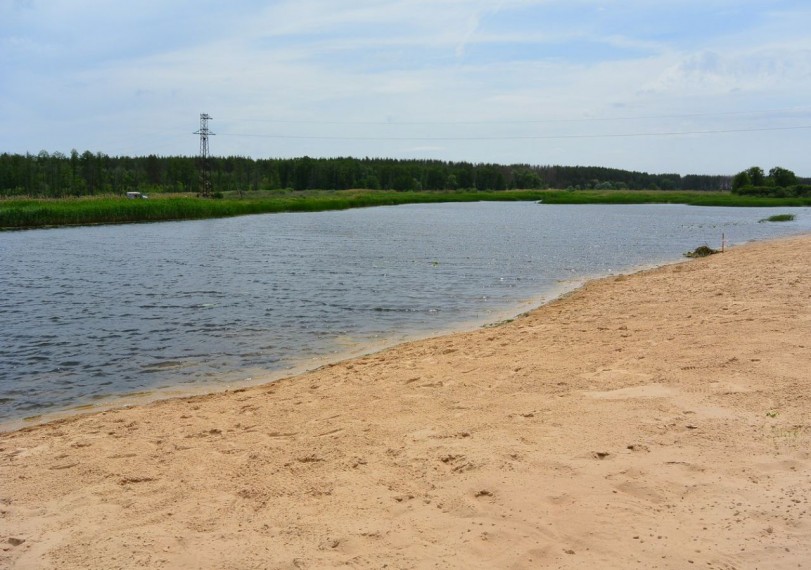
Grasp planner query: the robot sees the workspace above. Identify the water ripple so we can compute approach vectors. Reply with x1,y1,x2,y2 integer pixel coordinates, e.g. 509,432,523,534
1,202,809,421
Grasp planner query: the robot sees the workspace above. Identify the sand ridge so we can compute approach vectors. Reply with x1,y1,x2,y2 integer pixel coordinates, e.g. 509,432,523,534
2,235,810,569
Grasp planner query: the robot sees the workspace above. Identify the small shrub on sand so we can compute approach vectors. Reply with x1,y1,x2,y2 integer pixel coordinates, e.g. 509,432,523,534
684,245,719,258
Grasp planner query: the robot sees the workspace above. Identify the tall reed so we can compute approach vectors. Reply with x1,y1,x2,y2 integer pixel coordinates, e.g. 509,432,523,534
2,190,808,230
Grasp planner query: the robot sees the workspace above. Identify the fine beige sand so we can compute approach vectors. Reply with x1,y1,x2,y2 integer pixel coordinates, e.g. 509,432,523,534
2,235,810,569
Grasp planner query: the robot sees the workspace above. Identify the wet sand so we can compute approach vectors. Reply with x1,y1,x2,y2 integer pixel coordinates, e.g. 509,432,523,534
2,234,810,569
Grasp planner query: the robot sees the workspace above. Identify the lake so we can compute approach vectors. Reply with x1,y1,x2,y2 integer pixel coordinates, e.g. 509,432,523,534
1,202,809,423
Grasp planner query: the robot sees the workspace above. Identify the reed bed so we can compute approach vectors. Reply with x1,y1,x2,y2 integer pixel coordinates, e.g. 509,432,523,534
1,190,808,230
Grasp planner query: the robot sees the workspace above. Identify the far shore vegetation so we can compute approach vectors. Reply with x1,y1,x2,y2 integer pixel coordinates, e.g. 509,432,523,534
731,165,811,199
3,189,809,230
1,153,809,229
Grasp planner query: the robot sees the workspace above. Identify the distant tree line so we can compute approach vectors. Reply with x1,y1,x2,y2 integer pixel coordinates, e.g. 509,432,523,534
731,166,811,198
0,151,737,198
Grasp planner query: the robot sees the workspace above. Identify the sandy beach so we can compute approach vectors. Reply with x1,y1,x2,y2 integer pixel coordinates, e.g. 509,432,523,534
2,234,810,569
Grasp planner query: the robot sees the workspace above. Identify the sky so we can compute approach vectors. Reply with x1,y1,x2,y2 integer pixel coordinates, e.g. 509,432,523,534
2,0,811,175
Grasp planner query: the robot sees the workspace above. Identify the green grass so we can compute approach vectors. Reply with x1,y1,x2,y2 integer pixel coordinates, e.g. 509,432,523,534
534,190,811,207
1,189,809,230
0,190,542,229
759,213,796,223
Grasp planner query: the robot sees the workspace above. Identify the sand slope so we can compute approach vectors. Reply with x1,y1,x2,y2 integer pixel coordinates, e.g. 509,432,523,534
2,235,810,569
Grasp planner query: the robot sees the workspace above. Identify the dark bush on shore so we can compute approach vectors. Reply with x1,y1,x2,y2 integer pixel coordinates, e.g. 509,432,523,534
684,245,720,258
732,185,811,198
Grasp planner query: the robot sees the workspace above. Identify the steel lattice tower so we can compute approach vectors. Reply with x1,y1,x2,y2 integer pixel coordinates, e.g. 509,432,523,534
194,113,214,196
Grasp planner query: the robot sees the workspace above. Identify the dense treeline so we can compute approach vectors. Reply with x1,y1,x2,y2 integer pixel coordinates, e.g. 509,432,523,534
730,165,811,198
0,151,735,198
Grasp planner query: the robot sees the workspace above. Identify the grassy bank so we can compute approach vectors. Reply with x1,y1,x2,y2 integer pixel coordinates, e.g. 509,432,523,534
535,189,811,207
0,190,540,230
2,189,809,230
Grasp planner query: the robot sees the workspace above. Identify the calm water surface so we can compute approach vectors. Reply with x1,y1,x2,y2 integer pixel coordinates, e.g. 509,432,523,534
1,202,809,422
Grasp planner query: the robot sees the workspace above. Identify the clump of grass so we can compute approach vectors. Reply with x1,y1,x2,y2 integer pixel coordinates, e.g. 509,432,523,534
684,245,719,258
759,213,795,223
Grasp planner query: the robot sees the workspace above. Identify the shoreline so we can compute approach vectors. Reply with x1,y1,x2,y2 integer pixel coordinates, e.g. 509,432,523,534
2,234,810,568
0,274,587,434
3,192,810,231
0,256,656,434
3,202,809,428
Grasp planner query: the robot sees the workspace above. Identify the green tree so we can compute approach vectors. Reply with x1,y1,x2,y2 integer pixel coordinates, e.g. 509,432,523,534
731,170,751,191
768,166,797,188
145,154,162,186
293,156,314,191
746,166,765,186
511,168,543,189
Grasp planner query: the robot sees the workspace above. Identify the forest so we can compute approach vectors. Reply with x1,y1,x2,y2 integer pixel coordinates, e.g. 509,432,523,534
730,165,811,198
0,151,734,198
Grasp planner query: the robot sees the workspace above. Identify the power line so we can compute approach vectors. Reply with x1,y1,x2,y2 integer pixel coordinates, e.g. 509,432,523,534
217,124,811,142
224,106,811,127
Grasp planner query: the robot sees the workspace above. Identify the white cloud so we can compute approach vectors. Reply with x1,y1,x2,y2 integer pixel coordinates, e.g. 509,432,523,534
1,0,810,174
